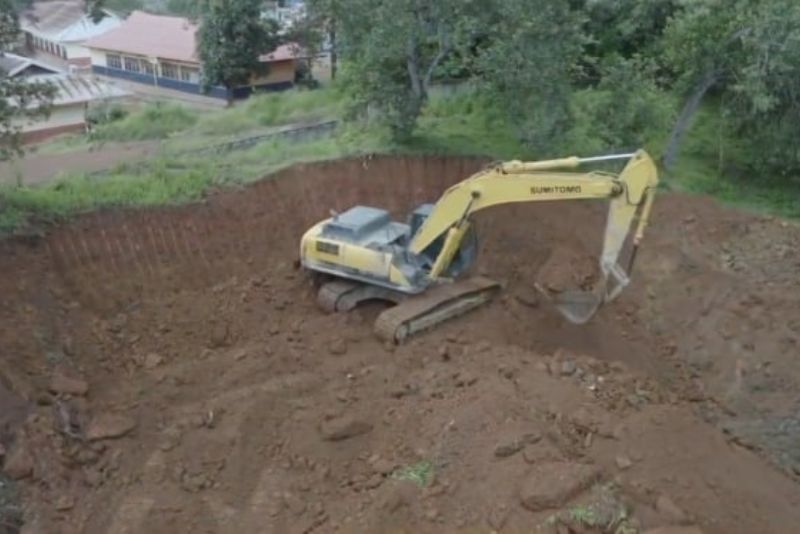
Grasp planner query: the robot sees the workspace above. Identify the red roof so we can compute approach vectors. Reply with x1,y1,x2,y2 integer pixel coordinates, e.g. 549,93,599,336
86,11,303,65
85,11,199,63
259,43,305,62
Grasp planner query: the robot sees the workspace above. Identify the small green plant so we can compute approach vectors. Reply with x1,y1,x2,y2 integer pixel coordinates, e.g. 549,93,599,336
391,460,434,487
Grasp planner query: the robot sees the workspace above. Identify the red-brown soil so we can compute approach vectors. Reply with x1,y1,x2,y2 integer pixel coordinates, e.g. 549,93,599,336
1,155,799,534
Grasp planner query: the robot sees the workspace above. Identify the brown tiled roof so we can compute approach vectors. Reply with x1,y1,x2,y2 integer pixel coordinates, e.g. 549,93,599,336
85,11,199,63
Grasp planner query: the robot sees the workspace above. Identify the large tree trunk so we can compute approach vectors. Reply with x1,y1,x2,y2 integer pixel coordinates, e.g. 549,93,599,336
329,26,337,80
662,69,720,172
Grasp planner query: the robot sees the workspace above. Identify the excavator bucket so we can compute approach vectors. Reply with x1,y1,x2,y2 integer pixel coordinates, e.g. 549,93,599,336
552,290,604,325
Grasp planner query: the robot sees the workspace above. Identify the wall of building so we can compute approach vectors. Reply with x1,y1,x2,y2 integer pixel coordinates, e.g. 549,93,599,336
64,42,90,60
17,103,86,143
90,48,295,100
251,60,296,86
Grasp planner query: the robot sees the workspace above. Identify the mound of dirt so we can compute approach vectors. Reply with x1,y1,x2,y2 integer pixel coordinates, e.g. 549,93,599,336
536,245,601,293
1,155,800,533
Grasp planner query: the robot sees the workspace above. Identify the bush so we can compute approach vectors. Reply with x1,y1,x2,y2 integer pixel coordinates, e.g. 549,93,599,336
87,102,129,127
564,57,675,156
90,102,198,142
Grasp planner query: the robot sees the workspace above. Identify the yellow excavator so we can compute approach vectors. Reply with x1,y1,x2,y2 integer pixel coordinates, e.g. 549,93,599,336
300,150,658,343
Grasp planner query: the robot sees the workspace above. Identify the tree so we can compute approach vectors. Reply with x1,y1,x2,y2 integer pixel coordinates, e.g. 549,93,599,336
304,0,342,80
661,0,800,175
197,0,280,105
472,0,586,152
335,0,479,139
0,0,55,161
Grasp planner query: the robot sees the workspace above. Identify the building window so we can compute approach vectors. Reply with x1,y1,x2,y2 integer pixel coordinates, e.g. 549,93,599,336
124,57,141,72
60,46,67,59
142,61,155,75
161,62,178,79
180,66,194,82
107,54,122,69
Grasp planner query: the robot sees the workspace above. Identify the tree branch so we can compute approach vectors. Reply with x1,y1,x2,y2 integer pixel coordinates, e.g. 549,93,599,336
407,33,424,99
662,67,721,172
422,24,450,92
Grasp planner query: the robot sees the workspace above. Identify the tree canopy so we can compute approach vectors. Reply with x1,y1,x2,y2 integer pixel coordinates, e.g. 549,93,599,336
196,0,280,103
302,0,800,179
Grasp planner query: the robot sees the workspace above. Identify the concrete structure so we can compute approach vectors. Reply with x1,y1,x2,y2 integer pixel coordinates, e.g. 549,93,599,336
20,0,122,69
85,11,301,100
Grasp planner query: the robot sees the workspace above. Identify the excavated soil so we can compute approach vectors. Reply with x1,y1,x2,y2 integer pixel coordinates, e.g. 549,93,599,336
1,155,800,534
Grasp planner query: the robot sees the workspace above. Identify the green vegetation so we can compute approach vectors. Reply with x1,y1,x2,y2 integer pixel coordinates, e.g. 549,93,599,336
2,83,799,234
391,460,434,487
197,0,279,102
90,103,198,142
193,89,343,136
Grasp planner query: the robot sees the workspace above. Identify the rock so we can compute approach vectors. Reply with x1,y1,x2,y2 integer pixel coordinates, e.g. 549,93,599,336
438,345,450,362
369,456,396,476
518,462,601,512
454,373,478,388
560,360,577,376
143,353,164,369
486,505,509,530
320,415,372,441
615,455,634,470
494,440,524,458
494,433,540,459
209,323,231,348
329,339,348,356
55,495,75,511
86,414,137,441
284,492,307,516
3,446,33,480
655,495,688,524
644,528,705,534
49,371,89,396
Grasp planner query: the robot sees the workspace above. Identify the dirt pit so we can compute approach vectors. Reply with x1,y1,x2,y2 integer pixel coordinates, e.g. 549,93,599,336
1,155,800,533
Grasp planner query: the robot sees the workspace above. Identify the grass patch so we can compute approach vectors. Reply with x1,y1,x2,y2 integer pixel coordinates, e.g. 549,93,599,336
410,92,528,159
0,160,215,233
90,102,199,142
192,88,343,136
545,484,635,534
391,460,434,487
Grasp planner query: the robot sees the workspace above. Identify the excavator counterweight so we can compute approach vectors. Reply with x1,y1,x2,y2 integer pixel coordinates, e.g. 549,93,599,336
300,150,659,343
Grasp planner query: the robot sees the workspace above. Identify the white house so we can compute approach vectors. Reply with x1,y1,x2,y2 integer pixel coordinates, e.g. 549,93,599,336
262,0,307,33
1,53,128,143
20,0,122,69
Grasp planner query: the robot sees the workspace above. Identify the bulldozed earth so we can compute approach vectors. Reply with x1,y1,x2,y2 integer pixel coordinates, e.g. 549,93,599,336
1,155,800,533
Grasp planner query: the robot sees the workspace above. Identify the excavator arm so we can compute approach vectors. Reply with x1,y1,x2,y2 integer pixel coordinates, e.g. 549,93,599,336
409,150,659,321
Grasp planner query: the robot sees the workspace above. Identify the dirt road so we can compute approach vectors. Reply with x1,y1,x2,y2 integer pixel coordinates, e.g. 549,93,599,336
1,155,799,533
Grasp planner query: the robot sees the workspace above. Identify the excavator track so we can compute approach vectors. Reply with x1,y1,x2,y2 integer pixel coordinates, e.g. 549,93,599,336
317,280,362,313
374,276,501,344
317,280,406,313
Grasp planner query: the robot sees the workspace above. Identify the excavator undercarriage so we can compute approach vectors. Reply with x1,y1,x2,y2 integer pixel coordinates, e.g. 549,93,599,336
317,276,500,343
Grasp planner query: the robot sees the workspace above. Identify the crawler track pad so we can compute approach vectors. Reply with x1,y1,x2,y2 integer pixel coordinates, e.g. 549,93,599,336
374,276,501,344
